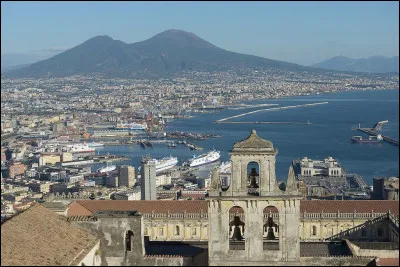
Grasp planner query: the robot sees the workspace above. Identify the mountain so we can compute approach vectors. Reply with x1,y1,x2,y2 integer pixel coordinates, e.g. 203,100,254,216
1,63,32,73
5,29,321,78
311,55,399,73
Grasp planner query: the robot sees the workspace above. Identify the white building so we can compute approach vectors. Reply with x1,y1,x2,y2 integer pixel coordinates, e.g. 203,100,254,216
298,156,344,177
156,174,172,187
114,188,141,200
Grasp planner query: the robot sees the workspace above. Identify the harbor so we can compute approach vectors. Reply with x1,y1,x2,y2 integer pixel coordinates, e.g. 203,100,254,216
215,121,311,125
355,121,399,146
215,102,329,122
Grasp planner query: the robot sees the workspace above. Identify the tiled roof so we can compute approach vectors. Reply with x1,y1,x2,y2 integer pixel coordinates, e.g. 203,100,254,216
375,258,400,266
67,200,399,216
300,200,399,214
1,203,97,266
68,200,208,216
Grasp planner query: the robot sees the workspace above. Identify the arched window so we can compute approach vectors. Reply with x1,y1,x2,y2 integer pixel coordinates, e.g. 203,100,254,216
263,206,279,250
312,226,317,236
175,225,180,235
229,206,245,250
247,162,260,195
125,230,134,251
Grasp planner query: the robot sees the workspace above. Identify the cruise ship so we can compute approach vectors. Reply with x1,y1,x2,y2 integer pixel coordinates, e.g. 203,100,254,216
183,150,221,167
114,122,147,130
86,142,104,147
97,164,117,173
63,143,95,153
139,156,178,173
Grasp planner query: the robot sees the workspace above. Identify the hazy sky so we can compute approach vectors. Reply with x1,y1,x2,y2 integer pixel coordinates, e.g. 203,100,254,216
1,1,399,66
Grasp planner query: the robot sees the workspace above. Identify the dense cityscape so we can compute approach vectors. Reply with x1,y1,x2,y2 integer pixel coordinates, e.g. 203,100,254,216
1,1,399,266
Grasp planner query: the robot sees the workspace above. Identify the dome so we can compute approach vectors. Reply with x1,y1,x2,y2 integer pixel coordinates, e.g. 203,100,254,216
232,129,274,150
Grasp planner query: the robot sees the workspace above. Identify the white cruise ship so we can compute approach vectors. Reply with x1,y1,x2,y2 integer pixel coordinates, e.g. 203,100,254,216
114,122,147,130
97,164,117,173
86,142,104,147
183,150,221,167
139,156,178,173
63,143,95,153
154,156,178,173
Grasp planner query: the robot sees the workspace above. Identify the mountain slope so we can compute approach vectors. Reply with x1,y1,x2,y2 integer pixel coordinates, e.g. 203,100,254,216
6,29,320,78
311,55,399,73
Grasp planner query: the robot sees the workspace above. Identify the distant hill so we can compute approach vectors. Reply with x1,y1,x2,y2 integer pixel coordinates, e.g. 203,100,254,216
1,63,31,73
311,55,399,73
4,29,324,78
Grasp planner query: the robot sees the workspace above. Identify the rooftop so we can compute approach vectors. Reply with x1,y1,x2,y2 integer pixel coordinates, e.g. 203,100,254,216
232,129,275,151
67,200,399,216
1,203,97,266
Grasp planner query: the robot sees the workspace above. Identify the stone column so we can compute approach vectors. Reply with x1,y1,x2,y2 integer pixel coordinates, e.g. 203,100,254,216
246,201,263,261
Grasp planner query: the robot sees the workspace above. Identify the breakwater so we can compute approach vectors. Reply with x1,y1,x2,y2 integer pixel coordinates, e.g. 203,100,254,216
215,102,329,122
215,121,311,125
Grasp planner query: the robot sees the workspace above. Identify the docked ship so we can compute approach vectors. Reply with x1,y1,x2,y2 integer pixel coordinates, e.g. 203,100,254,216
183,150,221,167
351,134,383,143
139,156,178,173
154,156,178,173
86,142,104,147
113,122,147,131
63,143,95,153
97,163,117,173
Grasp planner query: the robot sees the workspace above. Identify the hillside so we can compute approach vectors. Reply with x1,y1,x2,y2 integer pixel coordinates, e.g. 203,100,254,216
5,29,321,78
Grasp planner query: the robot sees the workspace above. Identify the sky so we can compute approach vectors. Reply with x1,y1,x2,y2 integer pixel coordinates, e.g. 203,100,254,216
1,1,399,66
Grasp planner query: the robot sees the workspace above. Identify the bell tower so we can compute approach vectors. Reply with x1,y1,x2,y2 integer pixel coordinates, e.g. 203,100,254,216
208,129,302,266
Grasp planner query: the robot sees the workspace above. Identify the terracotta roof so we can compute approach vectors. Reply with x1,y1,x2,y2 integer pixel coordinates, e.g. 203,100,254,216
375,258,399,266
67,200,399,216
300,200,399,215
68,200,208,216
1,203,97,266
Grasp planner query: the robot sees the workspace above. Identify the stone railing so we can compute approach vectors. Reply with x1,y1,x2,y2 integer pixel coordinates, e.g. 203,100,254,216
301,212,388,220
143,212,208,220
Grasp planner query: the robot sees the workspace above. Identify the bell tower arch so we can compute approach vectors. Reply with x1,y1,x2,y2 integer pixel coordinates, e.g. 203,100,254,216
208,129,302,266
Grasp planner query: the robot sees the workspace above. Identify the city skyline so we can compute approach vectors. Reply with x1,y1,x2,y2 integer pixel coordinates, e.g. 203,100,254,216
1,1,399,66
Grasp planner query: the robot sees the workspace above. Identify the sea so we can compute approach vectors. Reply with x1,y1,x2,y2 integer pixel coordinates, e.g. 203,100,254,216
94,89,399,185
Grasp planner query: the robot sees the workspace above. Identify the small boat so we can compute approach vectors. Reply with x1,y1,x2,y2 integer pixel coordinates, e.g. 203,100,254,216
167,142,177,148
144,141,153,148
140,141,146,149
351,134,383,143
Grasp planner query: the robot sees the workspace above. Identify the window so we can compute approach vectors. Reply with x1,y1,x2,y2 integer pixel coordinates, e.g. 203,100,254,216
175,225,180,235
361,229,367,237
158,227,164,236
312,226,317,236
125,230,134,251
378,228,383,237
191,227,197,236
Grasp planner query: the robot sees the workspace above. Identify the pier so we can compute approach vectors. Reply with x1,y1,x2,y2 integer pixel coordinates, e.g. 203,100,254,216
215,102,328,122
356,121,399,146
215,121,311,125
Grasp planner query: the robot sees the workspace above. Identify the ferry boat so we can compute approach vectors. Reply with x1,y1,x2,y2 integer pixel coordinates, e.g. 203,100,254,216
97,162,117,173
351,134,383,143
114,122,147,130
183,150,221,167
63,143,95,153
154,156,178,173
139,156,178,173
86,142,104,147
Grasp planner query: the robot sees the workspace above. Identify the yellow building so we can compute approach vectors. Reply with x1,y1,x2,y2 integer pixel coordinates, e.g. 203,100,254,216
39,154,61,166
67,200,398,243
